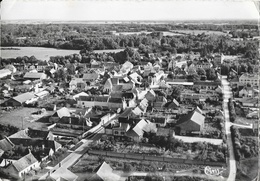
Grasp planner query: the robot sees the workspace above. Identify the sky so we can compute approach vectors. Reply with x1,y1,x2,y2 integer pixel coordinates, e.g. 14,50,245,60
1,0,259,21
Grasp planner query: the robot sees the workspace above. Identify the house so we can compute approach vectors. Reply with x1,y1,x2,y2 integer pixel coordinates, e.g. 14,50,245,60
49,107,71,123
152,96,167,109
105,122,130,137
89,162,120,181
23,72,47,80
148,115,167,127
9,138,61,153
156,128,175,137
120,61,134,74
126,119,156,142
239,73,259,87
3,152,39,178
90,59,101,69
145,89,156,101
82,73,99,83
103,77,134,93
213,54,225,66
4,92,36,107
72,92,89,100
193,81,221,90
0,69,12,79
9,128,54,140
236,98,259,108
176,110,205,135
77,95,126,110
77,95,109,108
46,167,78,181
69,78,87,91
129,72,142,84
36,61,48,72
164,99,179,109
239,87,259,98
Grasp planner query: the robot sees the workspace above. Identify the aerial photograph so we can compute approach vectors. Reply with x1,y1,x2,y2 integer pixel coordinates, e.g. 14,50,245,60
0,0,259,181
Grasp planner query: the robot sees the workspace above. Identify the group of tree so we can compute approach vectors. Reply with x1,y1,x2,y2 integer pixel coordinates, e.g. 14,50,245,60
228,98,236,123
230,126,258,161
0,124,19,140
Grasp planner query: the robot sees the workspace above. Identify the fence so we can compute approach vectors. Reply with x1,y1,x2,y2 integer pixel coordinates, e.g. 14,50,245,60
88,150,226,167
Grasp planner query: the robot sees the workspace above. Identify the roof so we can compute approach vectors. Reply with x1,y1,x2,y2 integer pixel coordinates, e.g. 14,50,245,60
11,92,35,104
50,168,78,181
24,72,45,79
73,92,89,100
177,110,205,126
0,137,14,151
56,107,71,118
239,73,258,80
0,68,12,74
194,106,203,115
9,138,61,151
119,108,133,117
108,97,122,103
11,152,38,172
27,128,51,139
83,73,99,80
127,119,149,137
91,162,120,181
9,129,31,139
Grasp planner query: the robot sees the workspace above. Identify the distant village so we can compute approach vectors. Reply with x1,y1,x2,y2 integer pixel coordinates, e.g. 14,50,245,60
0,48,258,181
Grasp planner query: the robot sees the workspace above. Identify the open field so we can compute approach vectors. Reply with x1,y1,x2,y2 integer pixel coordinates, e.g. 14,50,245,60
0,107,50,129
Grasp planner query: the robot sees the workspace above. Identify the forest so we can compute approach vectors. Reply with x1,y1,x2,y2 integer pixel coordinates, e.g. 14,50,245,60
1,23,259,60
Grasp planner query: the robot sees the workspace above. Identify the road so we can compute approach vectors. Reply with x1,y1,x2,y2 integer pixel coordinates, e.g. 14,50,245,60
221,77,236,181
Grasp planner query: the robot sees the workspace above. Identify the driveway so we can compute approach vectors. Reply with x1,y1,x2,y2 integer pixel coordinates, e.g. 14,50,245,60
221,78,236,181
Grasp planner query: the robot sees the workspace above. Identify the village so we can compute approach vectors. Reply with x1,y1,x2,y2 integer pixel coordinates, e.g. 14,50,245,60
0,42,258,181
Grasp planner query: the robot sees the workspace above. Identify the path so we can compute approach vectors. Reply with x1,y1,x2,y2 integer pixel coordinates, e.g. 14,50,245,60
221,77,236,181
230,122,253,129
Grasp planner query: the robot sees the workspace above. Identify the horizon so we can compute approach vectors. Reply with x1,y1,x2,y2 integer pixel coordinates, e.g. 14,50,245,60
1,1,258,22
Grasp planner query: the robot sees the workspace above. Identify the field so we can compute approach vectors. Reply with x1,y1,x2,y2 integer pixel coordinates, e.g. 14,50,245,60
173,30,228,36
0,107,50,129
1,46,79,60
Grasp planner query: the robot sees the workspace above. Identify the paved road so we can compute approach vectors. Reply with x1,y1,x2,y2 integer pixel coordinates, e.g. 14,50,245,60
221,77,236,181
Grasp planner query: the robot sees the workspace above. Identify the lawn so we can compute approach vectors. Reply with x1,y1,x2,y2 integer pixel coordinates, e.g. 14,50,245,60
0,107,49,129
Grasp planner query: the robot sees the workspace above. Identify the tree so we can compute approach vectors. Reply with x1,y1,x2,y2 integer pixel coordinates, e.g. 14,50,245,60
205,68,217,80
197,67,206,76
170,86,183,99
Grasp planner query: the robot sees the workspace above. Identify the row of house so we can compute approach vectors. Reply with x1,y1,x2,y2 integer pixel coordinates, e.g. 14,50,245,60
0,128,61,178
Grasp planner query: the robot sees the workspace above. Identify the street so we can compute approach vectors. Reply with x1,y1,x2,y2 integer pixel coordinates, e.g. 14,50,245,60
221,77,237,181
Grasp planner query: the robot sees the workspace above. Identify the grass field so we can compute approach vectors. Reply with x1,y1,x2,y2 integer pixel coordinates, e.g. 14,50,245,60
0,107,49,129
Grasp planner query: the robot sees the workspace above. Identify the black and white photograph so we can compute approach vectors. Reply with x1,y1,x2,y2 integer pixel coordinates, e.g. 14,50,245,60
0,0,259,181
